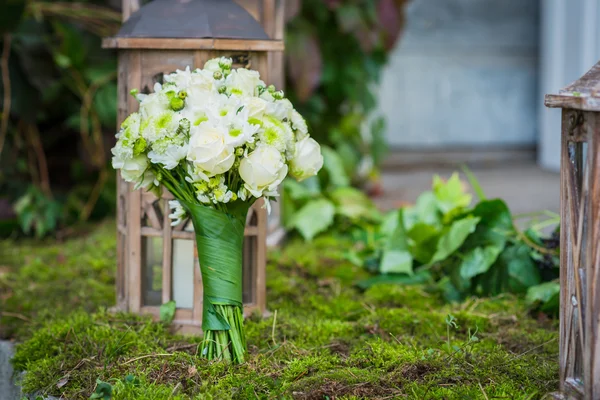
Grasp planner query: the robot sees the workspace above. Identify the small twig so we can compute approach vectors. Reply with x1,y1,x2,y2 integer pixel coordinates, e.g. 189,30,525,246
0,34,11,160
478,381,489,400
122,353,173,365
491,338,557,368
271,309,278,346
26,123,53,198
1,311,30,321
165,343,198,352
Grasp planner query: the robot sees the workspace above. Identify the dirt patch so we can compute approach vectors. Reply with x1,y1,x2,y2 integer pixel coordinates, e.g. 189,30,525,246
292,379,400,400
400,362,437,381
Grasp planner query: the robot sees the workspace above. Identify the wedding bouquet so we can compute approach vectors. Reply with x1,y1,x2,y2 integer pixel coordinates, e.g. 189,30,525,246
111,57,323,363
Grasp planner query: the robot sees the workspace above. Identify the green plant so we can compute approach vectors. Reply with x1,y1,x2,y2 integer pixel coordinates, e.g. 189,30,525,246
286,0,408,185
282,148,382,240
350,171,561,314
0,1,120,236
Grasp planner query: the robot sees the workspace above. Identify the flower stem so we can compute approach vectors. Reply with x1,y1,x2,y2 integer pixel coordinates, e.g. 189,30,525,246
201,304,246,364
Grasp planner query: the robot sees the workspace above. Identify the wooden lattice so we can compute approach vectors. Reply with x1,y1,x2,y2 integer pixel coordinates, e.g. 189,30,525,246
108,0,283,334
546,61,600,399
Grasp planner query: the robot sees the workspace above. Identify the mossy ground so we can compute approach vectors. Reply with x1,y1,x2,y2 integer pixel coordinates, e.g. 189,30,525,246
1,222,558,399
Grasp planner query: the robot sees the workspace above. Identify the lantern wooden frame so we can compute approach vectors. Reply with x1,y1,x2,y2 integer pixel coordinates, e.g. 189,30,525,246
545,61,600,399
104,0,284,334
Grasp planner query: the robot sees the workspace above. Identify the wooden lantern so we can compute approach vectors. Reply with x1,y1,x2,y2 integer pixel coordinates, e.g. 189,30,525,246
545,61,600,399
103,0,284,334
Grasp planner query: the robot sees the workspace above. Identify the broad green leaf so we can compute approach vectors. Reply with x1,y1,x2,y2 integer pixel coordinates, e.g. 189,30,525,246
380,250,413,274
430,216,480,264
356,270,432,290
380,209,413,275
290,199,336,241
462,199,514,250
159,300,176,323
526,282,560,314
321,146,351,188
283,178,319,201
407,223,440,264
90,379,112,400
480,243,539,296
526,282,560,305
404,191,440,230
330,186,381,221
459,246,502,280
433,173,472,215
380,209,400,237
505,244,541,291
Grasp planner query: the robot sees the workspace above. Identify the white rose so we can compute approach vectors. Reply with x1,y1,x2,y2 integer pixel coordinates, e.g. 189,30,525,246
226,68,261,97
266,98,293,121
289,137,323,181
291,110,308,139
187,125,235,176
189,69,216,93
246,97,268,120
112,154,149,183
239,146,288,198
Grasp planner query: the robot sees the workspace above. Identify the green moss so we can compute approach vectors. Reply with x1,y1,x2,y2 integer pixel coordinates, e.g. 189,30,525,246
6,223,558,399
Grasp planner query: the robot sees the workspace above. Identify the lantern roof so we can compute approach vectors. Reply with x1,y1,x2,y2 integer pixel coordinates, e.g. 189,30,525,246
545,60,600,112
103,0,283,51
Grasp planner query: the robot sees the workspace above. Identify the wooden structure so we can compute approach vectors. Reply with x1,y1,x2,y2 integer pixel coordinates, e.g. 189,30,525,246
545,61,600,399
104,0,284,334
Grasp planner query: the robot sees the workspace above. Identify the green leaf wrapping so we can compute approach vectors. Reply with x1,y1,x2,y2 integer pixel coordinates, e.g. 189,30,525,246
179,200,250,331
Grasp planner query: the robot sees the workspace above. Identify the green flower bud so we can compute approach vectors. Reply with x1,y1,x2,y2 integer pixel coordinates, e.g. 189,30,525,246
133,138,147,156
170,97,185,111
130,89,139,98
267,84,276,93
235,148,244,156
218,86,227,94
273,90,284,100
208,177,219,188
178,90,187,99
156,171,163,182
213,71,223,80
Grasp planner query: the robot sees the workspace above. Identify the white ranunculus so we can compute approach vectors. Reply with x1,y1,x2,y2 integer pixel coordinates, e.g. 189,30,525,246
187,125,235,176
226,68,261,97
112,154,149,183
139,92,169,119
163,66,192,90
148,143,189,170
291,110,308,139
289,137,323,181
239,145,288,197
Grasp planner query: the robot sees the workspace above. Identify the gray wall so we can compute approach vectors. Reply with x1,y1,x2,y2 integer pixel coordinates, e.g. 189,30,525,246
538,0,600,171
379,0,540,148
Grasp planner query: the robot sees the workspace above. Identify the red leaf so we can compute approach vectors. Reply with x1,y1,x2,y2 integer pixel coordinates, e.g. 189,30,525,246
377,0,403,50
286,32,323,102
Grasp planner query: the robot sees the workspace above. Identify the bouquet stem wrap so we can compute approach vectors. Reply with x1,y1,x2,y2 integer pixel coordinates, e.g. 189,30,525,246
180,200,251,364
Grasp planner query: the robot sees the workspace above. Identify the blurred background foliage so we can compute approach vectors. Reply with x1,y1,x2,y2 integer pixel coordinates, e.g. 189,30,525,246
0,0,408,238
0,0,121,237
286,0,407,190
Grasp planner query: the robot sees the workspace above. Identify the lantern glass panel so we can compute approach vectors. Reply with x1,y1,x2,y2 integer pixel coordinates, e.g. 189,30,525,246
142,236,163,306
172,221,195,309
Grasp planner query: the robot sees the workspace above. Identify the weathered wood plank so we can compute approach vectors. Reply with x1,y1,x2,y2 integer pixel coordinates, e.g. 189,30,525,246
102,37,284,52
